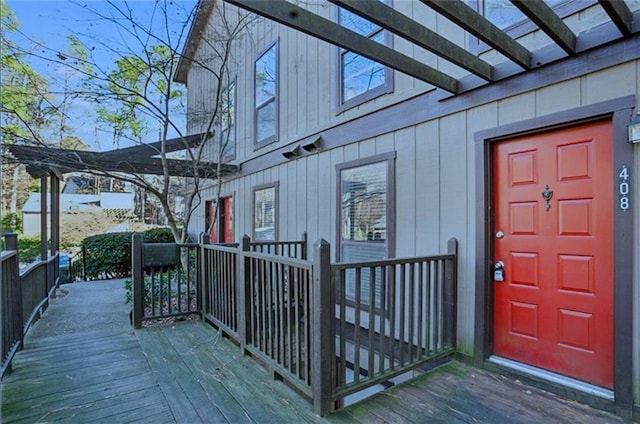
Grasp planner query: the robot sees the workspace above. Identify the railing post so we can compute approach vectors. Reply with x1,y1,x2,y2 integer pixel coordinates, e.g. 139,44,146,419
5,233,18,251
444,237,458,350
239,235,251,351
312,239,333,416
198,233,210,315
131,233,144,329
300,231,308,260
81,245,86,281
5,233,24,353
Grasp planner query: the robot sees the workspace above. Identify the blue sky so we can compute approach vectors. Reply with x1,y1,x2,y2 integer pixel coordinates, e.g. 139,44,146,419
6,0,196,151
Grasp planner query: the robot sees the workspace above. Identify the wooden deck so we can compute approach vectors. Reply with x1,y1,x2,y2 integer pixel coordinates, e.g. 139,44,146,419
1,280,628,423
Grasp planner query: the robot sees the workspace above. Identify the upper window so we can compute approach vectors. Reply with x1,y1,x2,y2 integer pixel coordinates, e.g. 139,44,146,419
220,80,236,162
338,3,392,111
481,0,568,29
253,184,278,241
254,42,278,148
337,153,395,307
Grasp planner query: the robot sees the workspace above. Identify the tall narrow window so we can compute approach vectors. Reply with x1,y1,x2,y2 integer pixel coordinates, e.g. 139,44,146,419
220,80,236,162
338,154,395,307
253,184,278,241
338,2,392,110
254,42,278,147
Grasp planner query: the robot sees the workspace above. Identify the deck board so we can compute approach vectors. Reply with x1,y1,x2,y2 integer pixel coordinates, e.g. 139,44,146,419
1,280,630,423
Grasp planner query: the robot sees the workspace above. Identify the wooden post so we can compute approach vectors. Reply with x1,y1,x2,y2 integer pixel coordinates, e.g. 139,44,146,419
39,176,48,263
131,233,144,329
300,231,308,260
5,233,18,251
198,233,210,315
312,239,333,416
4,233,24,352
443,237,458,350
81,245,87,281
239,235,251,351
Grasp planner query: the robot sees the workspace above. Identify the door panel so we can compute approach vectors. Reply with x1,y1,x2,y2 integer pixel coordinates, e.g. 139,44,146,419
493,121,613,389
221,197,234,243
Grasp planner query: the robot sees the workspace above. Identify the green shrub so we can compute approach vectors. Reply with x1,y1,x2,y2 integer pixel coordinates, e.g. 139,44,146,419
141,227,174,243
1,212,22,234
81,228,175,279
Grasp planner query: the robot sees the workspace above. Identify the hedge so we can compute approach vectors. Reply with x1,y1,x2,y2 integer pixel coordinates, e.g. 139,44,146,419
82,228,175,280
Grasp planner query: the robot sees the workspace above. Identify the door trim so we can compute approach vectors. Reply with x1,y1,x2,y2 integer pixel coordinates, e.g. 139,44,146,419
473,95,635,416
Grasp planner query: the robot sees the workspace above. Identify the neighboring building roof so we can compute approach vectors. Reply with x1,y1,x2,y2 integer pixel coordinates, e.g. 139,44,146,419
21,192,134,213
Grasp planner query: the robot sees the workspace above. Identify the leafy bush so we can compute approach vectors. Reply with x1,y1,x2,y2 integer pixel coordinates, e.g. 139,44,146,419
141,227,174,243
1,212,22,234
81,228,175,280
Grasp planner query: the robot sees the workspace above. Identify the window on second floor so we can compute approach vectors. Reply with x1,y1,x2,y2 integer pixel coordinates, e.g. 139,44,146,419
219,80,236,162
254,41,278,148
337,2,393,111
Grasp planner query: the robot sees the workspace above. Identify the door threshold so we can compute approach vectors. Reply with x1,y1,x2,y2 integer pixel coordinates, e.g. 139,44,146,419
488,356,614,401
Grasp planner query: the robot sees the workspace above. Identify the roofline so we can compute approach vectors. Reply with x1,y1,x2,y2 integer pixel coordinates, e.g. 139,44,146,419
174,0,217,84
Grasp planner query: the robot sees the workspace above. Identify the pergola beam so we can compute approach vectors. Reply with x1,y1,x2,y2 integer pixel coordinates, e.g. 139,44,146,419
421,0,532,70
7,145,237,179
225,0,460,93
511,0,576,54
102,132,212,161
328,0,494,81
598,0,633,36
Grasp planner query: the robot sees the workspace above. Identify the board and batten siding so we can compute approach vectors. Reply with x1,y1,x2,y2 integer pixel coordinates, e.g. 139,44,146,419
184,1,640,404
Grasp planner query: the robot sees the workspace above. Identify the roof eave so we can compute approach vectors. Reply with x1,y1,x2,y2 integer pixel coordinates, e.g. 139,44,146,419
174,0,217,84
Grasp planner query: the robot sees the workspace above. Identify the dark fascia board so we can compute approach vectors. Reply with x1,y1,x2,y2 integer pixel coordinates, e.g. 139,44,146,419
421,0,532,70
225,0,459,93
511,0,576,54
174,0,217,84
328,0,494,81
598,0,633,36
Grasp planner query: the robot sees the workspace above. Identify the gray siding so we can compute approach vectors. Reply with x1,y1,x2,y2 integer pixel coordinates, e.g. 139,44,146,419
184,1,640,404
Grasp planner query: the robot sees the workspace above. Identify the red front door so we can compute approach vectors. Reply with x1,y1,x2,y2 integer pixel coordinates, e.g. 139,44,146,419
220,196,234,243
493,121,613,388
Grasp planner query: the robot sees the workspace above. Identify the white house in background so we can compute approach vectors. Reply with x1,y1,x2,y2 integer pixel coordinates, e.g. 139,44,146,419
177,0,640,417
21,192,135,236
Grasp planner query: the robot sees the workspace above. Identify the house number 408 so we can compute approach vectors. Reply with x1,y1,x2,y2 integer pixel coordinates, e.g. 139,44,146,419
619,166,630,211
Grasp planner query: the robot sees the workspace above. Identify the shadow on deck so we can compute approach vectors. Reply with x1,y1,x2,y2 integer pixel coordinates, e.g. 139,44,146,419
1,280,627,423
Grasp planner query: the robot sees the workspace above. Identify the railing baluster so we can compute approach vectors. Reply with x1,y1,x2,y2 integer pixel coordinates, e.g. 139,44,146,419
408,262,415,363
368,266,375,379
399,263,406,367
417,260,424,359
379,266,387,374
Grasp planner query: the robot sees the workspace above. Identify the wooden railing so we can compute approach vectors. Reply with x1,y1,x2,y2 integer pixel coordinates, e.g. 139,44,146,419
328,238,458,411
131,235,200,327
1,233,60,379
132,233,457,416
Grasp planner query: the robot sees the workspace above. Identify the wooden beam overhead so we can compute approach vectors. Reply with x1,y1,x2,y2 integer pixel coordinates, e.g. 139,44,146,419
328,0,494,81
421,0,532,70
511,0,576,54
598,0,633,36
7,145,237,179
102,132,212,161
225,0,460,93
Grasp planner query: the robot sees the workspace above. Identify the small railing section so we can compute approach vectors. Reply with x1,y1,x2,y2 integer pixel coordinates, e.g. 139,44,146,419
1,233,60,379
330,238,458,405
131,235,200,327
